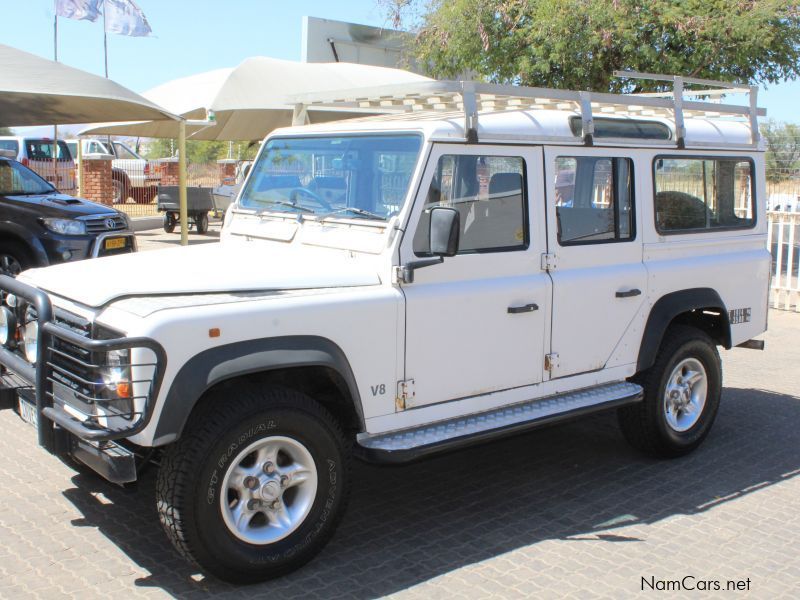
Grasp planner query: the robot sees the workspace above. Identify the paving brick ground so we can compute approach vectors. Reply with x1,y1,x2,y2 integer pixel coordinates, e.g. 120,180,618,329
0,231,797,598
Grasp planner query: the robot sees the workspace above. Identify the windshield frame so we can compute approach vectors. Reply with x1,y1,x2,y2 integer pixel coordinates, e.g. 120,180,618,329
235,132,425,224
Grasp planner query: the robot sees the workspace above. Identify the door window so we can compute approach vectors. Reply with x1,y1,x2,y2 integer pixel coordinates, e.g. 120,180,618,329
413,154,527,255
554,156,634,245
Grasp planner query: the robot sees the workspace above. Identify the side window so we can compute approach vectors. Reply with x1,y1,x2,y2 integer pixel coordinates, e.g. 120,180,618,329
413,154,527,255
555,156,634,245
654,157,755,232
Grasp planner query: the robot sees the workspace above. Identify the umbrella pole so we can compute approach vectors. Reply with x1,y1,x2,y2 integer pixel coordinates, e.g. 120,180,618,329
178,120,188,246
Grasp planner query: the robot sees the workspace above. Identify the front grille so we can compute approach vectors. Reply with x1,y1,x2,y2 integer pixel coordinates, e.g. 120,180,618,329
42,310,163,437
84,214,127,233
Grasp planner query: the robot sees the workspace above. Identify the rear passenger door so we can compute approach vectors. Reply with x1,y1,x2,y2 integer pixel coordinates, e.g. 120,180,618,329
544,147,646,378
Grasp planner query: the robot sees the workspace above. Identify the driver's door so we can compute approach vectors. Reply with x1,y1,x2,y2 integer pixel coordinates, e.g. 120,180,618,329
398,144,550,408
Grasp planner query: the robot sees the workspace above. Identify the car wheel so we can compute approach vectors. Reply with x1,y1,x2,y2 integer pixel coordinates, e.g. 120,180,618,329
156,386,350,583
618,324,721,458
163,213,176,233
195,212,209,234
0,242,31,277
112,178,129,204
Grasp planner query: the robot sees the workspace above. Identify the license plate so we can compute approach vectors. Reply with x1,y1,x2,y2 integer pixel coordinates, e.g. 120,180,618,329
104,237,127,250
17,396,38,429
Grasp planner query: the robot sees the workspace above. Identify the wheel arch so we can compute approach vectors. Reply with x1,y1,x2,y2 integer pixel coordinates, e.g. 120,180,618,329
637,288,731,373
0,222,49,267
152,335,364,445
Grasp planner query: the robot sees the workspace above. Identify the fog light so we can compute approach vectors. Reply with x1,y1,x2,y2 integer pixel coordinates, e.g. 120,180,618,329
61,250,73,261
0,306,15,346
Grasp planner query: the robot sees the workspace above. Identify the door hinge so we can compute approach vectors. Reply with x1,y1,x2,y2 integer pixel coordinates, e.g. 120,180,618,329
393,266,410,284
396,379,415,411
544,353,560,372
541,253,557,271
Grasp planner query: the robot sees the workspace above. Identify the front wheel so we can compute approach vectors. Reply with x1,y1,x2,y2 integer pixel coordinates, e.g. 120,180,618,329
156,387,350,583
618,325,722,458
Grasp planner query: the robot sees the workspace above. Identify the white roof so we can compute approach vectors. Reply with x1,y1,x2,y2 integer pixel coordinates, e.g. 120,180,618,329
268,108,758,150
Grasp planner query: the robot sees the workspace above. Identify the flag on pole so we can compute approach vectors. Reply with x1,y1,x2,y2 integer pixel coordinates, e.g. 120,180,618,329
104,0,153,37
55,0,103,22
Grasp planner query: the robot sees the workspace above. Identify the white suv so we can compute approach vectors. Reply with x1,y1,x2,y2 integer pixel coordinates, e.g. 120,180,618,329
0,76,770,583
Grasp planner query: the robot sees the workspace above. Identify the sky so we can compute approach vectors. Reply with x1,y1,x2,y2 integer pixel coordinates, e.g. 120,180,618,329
2,0,799,130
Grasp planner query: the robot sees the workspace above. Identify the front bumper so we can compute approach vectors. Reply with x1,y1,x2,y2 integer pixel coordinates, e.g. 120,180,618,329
0,275,166,483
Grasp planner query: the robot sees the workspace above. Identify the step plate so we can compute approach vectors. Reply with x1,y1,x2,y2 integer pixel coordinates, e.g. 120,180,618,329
358,381,642,462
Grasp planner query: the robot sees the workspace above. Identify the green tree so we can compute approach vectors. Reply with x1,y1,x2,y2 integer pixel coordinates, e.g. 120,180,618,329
141,139,260,163
388,0,800,92
762,120,800,182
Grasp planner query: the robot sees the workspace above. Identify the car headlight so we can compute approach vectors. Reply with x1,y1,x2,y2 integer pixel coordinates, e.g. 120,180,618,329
0,306,15,346
41,218,87,235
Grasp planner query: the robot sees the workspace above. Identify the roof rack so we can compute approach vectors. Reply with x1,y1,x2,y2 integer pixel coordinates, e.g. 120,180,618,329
289,71,764,148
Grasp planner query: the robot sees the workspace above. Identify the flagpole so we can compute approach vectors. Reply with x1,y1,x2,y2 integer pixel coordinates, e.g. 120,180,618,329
103,0,109,77
53,3,59,192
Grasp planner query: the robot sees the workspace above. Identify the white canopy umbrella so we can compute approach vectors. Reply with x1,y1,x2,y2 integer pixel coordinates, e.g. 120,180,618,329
81,57,431,140
0,44,178,127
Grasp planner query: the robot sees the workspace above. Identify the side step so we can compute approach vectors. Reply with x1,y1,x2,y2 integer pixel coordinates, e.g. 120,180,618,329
357,381,643,463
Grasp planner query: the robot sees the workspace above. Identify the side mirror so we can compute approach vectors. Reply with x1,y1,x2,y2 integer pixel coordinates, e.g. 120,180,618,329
429,206,460,257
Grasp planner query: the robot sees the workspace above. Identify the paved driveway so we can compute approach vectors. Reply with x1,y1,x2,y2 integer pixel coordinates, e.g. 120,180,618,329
0,304,798,598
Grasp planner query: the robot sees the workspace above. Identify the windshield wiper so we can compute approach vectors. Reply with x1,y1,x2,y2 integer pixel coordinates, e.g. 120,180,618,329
319,206,384,221
256,200,314,214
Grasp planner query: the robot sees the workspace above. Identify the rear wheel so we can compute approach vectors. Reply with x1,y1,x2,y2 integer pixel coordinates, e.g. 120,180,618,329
619,325,721,458
0,242,31,277
156,386,350,583
112,177,129,204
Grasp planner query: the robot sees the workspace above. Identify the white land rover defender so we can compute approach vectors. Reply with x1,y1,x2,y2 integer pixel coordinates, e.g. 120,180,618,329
0,74,770,582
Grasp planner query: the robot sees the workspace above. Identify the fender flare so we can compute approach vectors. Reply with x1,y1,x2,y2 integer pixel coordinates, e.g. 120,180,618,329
0,222,49,266
152,335,363,445
637,288,730,372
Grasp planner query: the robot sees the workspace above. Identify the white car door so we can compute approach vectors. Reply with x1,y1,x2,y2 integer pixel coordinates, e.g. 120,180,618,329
544,146,646,378
399,144,551,408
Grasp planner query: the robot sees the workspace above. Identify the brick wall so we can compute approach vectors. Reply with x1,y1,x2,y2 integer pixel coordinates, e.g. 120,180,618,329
160,158,180,186
217,159,237,185
81,156,114,206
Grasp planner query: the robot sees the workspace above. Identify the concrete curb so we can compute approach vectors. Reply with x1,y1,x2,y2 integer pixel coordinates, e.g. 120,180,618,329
131,216,161,232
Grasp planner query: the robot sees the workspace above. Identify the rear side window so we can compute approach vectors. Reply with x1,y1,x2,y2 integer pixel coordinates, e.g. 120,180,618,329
554,156,635,245
25,140,72,161
654,157,755,232
413,154,527,255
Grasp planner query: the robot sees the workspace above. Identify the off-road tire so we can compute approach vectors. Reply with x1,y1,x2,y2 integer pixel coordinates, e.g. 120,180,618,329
619,325,722,458
156,386,350,583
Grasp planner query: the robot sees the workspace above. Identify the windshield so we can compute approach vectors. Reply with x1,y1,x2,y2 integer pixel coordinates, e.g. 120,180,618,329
0,160,56,195
239,135,422,220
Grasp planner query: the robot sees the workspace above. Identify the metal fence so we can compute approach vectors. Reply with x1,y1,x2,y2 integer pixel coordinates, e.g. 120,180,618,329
768,176,800,311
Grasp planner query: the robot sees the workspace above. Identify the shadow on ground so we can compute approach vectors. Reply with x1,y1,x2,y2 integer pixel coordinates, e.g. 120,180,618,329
61,387,800,598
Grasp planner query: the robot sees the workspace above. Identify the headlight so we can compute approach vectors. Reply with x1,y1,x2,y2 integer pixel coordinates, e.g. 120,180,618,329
103,349,132,399
23,320,38,363
41,218,87,235
0,306,15,346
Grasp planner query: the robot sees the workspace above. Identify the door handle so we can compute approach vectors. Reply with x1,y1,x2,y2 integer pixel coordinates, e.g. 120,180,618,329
508,303,539,314
615,288,642,298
